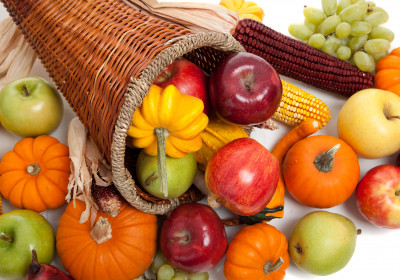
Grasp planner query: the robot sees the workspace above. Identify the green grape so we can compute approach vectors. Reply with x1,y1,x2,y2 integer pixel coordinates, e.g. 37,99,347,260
322,0,337,16
349,35,368,50
338,3,365,22
337,0,352,14
353,51,374,71
367,54,376,73
174,271,189,280
364,38,390,54
303,6,326,25
364,10,389,26
157,264,175,280
322,35,341,54
370,51,388,62
190,272,210,280
151,250,169,274
354,0,368,15
340,36,350,46
317,14,341,36
304,19,317,33
370,26,395,42
337,45,352,60
308,33,326,49
335,22,351,38
288,23,314,40
349,21,372,36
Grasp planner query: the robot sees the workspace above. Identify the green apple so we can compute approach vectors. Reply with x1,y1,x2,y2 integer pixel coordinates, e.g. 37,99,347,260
337,88,400,158
0,209,55,279
0,76,64,137
136,150,197,199
289,211,358,276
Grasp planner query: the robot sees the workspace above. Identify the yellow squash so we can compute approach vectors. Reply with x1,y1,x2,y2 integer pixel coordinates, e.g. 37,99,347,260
195,115,249,171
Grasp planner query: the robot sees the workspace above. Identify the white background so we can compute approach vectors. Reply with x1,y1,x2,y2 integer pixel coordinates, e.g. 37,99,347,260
1,0,400,279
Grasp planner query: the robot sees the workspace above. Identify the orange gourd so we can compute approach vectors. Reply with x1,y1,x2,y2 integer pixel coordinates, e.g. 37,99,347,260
0,135,71,212
224,223,289,280
56,199,157,280
375,47,400,96
282,135,360,208
264,119,321,220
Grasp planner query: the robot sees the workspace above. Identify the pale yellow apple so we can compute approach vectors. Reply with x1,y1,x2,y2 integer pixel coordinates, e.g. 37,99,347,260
337,88,400,159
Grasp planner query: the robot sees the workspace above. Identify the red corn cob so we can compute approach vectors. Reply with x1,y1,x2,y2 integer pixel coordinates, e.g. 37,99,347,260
233,18,374,97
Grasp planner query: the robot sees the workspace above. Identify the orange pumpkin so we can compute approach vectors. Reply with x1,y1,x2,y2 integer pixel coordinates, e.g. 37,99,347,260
266,119,321,220
224,223,289,280
0,135,71,212
375,47,400,96
282,135,360,208
56,200,157,280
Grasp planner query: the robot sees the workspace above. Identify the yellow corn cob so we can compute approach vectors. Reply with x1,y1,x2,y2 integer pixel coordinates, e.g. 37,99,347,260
273,79,331,127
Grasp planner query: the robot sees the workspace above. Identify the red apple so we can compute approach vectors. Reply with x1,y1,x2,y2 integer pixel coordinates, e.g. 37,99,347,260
154,59,210,114
208,52,282,125
160,203,227,273
355,164,400,229
205,137,279,216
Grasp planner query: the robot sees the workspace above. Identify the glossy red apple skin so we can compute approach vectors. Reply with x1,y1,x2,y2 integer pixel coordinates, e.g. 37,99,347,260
205,137,279,216
208,52,282,125
154,59,210,114
355,164,400,229
160,203,227,273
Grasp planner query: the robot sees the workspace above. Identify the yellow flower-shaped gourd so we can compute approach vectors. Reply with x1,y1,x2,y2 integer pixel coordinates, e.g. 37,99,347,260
220,0,265,22
128,84,208,197
128,84,208,158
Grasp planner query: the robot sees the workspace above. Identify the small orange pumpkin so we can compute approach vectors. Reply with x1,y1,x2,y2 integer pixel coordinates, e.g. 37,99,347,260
224,223,289,280
282,135,360,208
56,200,157,280
0,135,71,212
375,47,400,96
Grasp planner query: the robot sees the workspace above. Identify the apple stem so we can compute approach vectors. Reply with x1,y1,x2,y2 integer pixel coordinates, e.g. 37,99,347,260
27,163,41,176
28,250,42,276
90,216,112,244
0,233,12,243
154,127,170,198
313,144,340,173
22,84,30,96
263,257,284,275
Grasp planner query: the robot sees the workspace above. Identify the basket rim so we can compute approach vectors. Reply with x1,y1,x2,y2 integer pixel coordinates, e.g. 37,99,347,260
110,31,245,215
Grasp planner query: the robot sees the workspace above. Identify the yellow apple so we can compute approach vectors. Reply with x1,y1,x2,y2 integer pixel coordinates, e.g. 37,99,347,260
337,88,400,159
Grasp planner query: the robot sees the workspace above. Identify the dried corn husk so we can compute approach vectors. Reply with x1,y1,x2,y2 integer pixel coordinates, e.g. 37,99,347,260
0,17,36,89
123,0,239,34
66,117,114,224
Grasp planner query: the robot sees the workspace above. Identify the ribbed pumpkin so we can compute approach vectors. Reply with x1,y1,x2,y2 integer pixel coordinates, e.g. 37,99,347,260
375,47,400,96
224,223,289,280
0,135,70,212
56,200,157,280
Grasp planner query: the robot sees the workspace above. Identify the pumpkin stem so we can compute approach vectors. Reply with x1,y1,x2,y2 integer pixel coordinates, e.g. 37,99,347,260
0,233,12,243
263,257,284,275
27,163,41,176
313,144,340,173
154,127,170,198
90,216,112,244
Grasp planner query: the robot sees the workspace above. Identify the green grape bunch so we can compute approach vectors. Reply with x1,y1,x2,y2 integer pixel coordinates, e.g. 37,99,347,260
288,0,395,73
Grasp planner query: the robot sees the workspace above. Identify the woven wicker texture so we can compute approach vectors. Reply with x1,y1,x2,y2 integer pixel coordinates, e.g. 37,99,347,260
2,0,245,214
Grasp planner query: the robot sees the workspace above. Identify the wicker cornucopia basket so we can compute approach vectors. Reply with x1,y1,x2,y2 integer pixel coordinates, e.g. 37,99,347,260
1,0,245,214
